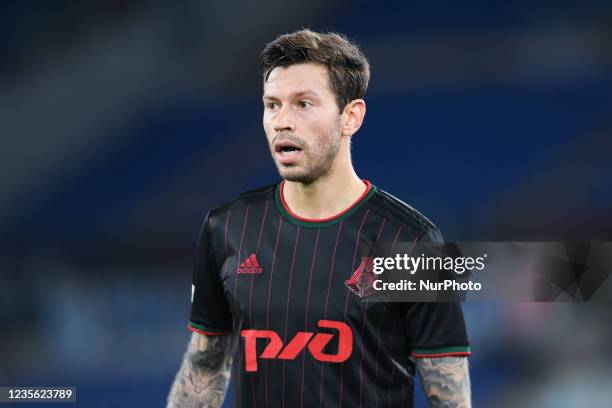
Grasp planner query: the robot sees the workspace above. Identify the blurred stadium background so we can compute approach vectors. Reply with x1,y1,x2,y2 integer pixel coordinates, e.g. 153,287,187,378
1,1,611,407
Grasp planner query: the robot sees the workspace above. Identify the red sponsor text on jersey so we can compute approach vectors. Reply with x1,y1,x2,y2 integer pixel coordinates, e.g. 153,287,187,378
240,319,353,371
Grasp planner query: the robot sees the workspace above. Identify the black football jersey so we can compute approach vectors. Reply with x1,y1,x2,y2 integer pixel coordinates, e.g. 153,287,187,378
189,180,470,408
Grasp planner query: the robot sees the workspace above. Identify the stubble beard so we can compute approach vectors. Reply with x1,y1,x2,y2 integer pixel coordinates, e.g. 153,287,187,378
273,119,342,185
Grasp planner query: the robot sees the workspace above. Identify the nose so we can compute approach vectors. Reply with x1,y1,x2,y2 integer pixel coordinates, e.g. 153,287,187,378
273,105,295,133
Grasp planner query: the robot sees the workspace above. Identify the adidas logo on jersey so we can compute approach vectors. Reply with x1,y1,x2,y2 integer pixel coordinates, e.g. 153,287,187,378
237,253,263,274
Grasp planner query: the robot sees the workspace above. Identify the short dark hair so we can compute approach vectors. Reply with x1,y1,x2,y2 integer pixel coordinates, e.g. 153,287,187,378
261,29,370,112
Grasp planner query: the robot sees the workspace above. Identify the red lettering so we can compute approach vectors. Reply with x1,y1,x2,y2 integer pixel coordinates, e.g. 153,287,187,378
277,332,314,359
308,320,353,363
240,329,282,372
240,320,353,372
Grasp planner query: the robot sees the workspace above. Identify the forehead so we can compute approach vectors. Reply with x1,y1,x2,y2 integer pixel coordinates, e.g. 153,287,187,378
263,63,333,98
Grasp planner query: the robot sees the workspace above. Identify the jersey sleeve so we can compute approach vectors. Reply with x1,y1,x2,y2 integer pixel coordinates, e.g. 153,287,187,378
188,211,233,336
403,227,471,358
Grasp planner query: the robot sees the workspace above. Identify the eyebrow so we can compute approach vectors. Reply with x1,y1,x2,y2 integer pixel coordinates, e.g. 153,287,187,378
262,90,322,100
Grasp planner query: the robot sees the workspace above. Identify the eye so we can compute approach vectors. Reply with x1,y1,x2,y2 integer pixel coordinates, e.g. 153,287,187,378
265,102,279,111
297,100,312,109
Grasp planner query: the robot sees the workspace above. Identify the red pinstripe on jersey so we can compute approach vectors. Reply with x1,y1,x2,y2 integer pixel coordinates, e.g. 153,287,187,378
358,217,387,408
319,221,345,408
339,208,371,408
300,229,320,408
373,225,402,407
264,215,284,407
281,227,301,408
249,200,269,408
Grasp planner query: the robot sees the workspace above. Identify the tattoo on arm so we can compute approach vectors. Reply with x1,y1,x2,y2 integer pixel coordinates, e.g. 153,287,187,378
166,333,233,408
416,356,471,408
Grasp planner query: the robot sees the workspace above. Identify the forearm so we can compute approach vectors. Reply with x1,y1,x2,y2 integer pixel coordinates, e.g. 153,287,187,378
167,333,233,408
416,356,471,408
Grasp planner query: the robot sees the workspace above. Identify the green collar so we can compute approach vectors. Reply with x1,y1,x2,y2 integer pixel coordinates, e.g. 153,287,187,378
274,179,377,228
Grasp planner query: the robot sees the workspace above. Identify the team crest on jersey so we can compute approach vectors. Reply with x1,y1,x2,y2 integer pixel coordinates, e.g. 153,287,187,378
237,253,263,274
345,257,376,298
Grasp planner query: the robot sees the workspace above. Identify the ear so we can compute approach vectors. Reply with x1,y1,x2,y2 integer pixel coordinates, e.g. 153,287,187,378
341,99,366,138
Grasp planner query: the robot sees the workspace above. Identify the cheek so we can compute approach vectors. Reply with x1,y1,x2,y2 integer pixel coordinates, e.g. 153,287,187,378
302,110,328,129
262,116,275,140
309,114,339,141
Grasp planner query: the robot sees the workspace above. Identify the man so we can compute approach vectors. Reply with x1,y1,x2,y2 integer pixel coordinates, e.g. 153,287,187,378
167,29,471,408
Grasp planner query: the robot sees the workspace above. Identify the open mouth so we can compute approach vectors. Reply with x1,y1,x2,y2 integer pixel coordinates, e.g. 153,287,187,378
275,141,303,156
274,140,304,163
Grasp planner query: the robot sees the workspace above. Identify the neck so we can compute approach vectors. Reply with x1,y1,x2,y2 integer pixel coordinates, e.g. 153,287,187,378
282,144,366,220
